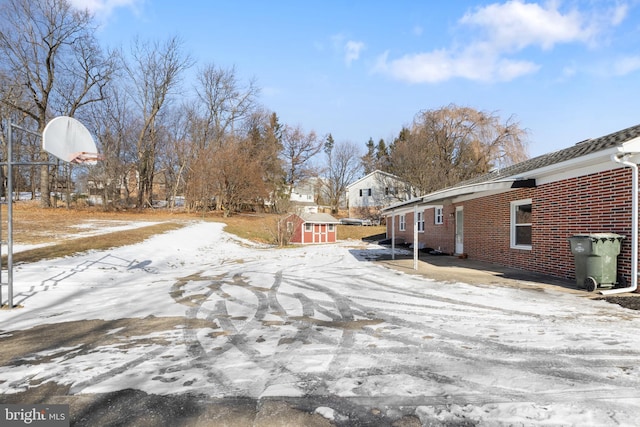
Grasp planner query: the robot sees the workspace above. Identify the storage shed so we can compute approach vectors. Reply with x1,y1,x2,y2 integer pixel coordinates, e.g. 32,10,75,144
287,212,340,244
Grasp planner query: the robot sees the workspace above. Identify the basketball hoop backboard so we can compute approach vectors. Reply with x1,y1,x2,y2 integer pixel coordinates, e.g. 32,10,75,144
42,116,99,165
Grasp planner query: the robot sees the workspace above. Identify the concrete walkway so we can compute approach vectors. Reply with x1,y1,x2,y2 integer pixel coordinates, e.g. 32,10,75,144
376,252,597,297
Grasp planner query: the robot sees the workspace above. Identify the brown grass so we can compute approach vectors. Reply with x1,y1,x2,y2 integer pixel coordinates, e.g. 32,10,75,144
1,202,386,264
337,224,386,241
8,222,185,264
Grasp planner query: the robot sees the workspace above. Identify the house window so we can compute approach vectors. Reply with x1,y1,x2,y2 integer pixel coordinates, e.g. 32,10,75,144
286,221,293,232
367,188,372,196
511,199,532,249
435,207,444,225
305,223,312,232
328,224,334,232
399,214,406,231
359,189,363,197
417,211,424,232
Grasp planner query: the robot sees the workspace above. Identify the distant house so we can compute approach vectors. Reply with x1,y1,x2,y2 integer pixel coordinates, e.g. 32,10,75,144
346,170,412,219
382,124,640,293
286,212,340,244
290,178,320,204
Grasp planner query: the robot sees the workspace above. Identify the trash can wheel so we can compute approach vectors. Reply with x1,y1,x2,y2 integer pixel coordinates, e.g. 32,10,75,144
585,276,598,292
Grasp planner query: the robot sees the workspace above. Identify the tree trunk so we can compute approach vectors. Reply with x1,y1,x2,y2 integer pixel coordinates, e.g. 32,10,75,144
40,153,51,207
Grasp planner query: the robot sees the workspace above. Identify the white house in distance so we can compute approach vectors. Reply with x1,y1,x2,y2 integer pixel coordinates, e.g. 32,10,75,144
290,178,320,204
346,170,412,219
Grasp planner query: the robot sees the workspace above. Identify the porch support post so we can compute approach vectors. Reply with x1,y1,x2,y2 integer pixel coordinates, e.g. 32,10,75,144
413,205,418,270
391,211,395,260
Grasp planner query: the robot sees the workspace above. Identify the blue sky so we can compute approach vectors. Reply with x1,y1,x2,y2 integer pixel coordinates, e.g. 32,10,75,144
74,0,640,157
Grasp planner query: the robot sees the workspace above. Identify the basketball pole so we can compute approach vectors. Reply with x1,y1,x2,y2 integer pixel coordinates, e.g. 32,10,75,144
2,121,52,309
2,118,97,309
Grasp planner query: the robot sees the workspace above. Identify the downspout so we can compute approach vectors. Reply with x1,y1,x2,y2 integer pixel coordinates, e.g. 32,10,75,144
602,153,638,295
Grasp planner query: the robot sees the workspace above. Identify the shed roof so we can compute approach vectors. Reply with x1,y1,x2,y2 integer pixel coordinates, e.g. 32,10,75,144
298,212,340,224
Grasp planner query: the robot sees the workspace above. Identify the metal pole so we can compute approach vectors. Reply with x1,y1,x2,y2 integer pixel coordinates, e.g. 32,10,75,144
0,124,5,308
2,121,43,309
7,122,13,309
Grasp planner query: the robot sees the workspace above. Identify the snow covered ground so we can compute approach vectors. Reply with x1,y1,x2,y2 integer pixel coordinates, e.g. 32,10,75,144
1,221,640,425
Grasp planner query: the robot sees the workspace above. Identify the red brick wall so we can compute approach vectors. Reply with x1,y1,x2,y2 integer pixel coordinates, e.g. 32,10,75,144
421,205,456,253
534,168,632,282
463,188,535,268
386,211,415,243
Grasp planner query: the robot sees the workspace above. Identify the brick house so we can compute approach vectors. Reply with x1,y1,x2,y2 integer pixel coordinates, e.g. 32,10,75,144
382,124,640,293
286,212,340,244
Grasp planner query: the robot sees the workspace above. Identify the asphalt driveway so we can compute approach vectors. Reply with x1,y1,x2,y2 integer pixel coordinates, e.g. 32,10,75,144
1,222,640,426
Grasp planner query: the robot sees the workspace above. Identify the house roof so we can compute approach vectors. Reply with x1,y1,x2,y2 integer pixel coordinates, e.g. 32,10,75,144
346,170,405,189
298,212,340,224
383,123,640,213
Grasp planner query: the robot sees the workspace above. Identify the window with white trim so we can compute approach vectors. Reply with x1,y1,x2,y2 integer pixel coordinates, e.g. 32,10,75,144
511,199,532,249
399,214,406,231
417,211,424,232
435,207,444,225
305,223,312,232
328,224,334,232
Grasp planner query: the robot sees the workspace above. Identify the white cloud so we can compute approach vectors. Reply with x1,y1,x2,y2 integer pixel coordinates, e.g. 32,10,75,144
344,40,365,66
374,46,539,84
69,0,143,19
460,0,593,51
613,55,640,76
610,4,629,26
375,0,618,84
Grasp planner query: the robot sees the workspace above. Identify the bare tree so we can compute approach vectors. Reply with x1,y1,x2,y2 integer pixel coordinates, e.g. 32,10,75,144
0,0,115,207
391,104,529,194
193,63,260,148
323,135,362,213
263,214,296,247
280,125,322,198
209,136,268,217
86,82,138,208
159,107,192,209
123,36,192,208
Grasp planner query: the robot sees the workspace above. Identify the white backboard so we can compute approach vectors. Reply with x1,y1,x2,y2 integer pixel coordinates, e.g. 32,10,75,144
43,116,98,164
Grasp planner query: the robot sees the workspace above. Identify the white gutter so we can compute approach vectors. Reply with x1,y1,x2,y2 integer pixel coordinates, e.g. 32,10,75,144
602,153,638,295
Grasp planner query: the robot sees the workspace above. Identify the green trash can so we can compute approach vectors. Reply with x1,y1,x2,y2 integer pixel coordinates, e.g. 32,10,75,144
568,233,625,292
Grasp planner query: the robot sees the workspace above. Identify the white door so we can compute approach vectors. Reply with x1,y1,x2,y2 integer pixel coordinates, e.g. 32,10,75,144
455,207,464,254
